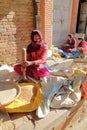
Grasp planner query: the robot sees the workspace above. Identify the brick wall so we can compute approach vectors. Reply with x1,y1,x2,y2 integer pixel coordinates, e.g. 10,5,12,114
39,0,79,48
40,0,52,48
0,0,35,65
0,0,79,65
39,0,45,39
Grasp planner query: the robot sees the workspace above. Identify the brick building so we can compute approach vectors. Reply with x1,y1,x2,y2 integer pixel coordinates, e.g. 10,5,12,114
0,0,85,65
0,0,35,65
40,0,79,47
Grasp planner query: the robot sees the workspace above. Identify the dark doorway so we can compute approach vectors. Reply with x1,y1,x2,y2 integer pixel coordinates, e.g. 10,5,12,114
76,0,87,40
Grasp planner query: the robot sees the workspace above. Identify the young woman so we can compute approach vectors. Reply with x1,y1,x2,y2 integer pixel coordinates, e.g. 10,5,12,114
71,37,87,58
60,34,76,53
14,30,50,80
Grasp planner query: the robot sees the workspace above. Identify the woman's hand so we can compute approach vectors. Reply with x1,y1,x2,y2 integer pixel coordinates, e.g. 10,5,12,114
64,43,69,47
21,61,32,67
77,47,82,51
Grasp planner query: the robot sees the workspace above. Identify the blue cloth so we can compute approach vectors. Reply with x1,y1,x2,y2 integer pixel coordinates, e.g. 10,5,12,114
57,49,69,57
71,49,84,58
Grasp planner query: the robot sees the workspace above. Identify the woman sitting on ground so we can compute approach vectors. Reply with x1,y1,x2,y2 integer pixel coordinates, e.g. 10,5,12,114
14,30,50,81
70,37,87,58
60,34,76,53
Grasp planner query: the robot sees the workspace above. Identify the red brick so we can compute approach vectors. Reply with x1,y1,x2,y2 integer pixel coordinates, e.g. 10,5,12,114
0,0,35,65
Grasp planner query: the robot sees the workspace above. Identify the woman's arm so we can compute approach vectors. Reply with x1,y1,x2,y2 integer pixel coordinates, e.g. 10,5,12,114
23,44,48,67
33,45,48,65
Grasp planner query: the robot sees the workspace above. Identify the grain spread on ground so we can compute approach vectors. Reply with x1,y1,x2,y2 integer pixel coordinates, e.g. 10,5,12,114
19,84,37,102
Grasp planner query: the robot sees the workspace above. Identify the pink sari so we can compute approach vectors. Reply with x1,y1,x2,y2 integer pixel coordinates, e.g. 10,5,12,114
14,64,50,79
82,41,87,54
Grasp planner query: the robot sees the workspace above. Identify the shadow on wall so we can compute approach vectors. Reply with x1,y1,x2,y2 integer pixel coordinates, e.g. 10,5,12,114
0,0,35,65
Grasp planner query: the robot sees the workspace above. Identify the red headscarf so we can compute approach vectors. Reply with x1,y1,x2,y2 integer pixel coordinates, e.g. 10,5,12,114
27,30,46,53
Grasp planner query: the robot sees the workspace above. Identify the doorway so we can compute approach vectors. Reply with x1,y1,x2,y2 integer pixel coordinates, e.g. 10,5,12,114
76,0,87,40
52,0,72,46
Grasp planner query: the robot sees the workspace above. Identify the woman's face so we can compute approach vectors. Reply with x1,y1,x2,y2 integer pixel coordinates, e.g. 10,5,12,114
67,36,71,41
77,39,82,44
33,34,40,42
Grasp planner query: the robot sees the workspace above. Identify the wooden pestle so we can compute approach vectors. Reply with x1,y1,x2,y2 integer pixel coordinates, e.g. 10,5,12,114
22,48,26,61
22,48,28,81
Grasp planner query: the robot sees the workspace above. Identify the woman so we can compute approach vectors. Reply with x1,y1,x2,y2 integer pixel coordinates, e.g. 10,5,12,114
60,34,76,53
71,37,87,58
14,30,50,80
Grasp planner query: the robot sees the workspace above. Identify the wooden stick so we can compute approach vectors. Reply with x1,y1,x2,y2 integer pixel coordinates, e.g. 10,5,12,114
22,48,26,61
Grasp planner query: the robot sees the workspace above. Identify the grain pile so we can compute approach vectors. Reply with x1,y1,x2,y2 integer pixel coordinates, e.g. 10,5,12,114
19,84,37,102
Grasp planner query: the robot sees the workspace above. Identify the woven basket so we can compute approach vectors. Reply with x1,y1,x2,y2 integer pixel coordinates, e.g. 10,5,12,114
0,81,21,106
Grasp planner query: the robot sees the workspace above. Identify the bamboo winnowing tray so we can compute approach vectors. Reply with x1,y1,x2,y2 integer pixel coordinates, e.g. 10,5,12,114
0,81,21,106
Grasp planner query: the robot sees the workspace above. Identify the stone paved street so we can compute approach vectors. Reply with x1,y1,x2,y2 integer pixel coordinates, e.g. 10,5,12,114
63,100,87,130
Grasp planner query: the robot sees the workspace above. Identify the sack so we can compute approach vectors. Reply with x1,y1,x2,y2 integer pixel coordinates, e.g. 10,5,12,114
74,69,86,76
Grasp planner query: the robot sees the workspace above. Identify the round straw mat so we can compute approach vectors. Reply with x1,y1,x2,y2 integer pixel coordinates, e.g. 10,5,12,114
0,81,21,105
